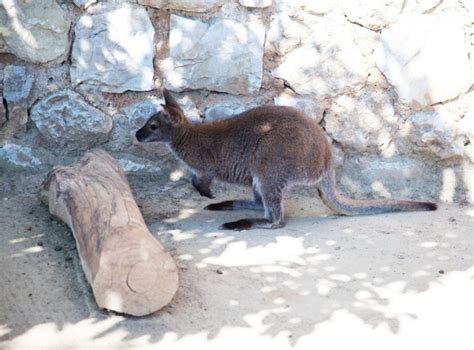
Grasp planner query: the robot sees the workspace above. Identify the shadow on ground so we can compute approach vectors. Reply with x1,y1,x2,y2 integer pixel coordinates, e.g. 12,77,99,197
1,172,473,349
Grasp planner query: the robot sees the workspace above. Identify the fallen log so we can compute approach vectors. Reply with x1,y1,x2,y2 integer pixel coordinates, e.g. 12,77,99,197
39,149,178,316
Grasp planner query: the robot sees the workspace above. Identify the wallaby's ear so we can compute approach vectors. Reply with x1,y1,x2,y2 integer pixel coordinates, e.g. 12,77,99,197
163,89,183,113
161,103,186,125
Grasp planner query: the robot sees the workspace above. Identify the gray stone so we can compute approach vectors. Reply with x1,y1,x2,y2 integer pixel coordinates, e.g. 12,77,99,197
0,105,28,142
0,0,70,63
105,113,132,153
459,101,474,162
375,13,472,108
274,0,334,16
30,90,112,151
0,144,42,168
338,155,438,200
29,65,70,108
267,2,338,56
72,0,98,9
137,0,225,12
239,0,272,8
164,15,265,95
403,0,442,13
116,155,163,174
406,111,464,160
324,91,398,153
459,0,474,23
0,102,6,128
204,104,246,121
272,15,369,97
70,4,155,93
274,93,326,123
3,66,33,104
341,0,403,31
267,12,309,56
0,65,33,143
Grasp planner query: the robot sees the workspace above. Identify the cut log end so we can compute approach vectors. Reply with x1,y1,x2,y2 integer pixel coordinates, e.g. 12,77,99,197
93,230,179,316
94,255,179,316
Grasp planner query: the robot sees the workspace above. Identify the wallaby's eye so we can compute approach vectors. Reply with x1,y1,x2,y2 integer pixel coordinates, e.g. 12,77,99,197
150,124,158,130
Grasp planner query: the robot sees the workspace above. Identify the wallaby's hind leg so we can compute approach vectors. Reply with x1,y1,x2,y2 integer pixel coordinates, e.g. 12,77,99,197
260,186,285,228
204,183,264,211
220,185,285,231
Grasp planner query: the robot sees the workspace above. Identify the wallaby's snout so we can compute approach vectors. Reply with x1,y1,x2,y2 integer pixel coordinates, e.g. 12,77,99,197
135,125,149,142
135,117,157,143
135,113,170,143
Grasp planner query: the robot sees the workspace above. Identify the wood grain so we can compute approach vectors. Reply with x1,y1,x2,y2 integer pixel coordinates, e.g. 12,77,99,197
39,149,178,316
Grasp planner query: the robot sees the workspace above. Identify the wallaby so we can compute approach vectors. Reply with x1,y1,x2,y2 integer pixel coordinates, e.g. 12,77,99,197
136,89,437,230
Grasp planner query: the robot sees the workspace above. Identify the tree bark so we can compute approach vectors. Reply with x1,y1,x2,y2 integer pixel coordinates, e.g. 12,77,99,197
39,149,178,316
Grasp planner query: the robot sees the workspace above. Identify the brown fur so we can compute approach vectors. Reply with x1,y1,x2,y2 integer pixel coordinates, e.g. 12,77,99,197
136,89,437,230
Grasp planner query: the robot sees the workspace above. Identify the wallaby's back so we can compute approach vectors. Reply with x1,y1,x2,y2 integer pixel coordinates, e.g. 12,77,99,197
183,105,331,186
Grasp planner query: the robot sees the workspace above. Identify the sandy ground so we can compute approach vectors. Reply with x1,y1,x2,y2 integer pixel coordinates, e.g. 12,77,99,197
1,170,474,350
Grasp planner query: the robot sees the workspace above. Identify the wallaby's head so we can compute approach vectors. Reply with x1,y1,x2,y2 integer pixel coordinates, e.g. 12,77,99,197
136,89,187,143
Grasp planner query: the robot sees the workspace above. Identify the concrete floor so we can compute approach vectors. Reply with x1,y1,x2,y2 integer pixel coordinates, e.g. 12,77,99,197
1,172,474,349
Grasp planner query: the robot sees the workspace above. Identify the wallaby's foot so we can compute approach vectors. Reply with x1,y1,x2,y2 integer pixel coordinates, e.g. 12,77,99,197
205,200,264,211
220,218,285,231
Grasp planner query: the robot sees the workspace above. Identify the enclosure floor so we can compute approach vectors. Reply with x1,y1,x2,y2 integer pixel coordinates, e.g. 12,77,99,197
1,174,473,350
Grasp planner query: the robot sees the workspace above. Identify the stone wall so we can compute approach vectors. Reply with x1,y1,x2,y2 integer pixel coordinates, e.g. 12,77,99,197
1,0,473,203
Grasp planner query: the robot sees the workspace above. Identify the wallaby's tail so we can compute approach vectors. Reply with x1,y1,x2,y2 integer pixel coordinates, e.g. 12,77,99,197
316,169,437,216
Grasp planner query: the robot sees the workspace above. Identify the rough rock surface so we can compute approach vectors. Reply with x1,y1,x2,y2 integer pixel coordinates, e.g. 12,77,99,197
274,0,334,16
0,0,70,63
0,102,6,128
70,4,155,93
324,91,398,153
0,0,472,205
72,0,98,9
272,15,369,97
30,90,112,151
267,12,310,56
339,155,440,199
375,13,472,108
274,93,326,123
341,0,403,31
403,0,442,13
204,104,246,121
116,155,163,174
164,15,265,95
137,0,224,12
405,111,464,160
0,65,33,143
0,144,42,168
3,65,33,104
239,0,272,8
